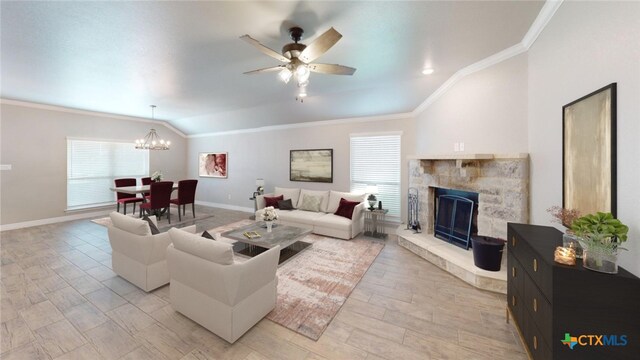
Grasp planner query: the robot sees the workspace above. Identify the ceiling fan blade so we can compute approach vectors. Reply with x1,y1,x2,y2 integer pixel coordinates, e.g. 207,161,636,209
243,65,286,75
298,27,342,63
240,35,290,63
308,63,356,75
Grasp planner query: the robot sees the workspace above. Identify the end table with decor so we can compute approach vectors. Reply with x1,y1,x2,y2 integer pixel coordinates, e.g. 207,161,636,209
364,209,388,239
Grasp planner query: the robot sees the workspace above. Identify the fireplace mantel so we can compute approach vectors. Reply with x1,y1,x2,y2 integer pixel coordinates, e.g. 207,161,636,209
408,153,528,160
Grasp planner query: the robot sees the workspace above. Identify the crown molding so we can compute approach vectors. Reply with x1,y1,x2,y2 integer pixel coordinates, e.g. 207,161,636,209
522,0,564,50
188,112,414,138
412,0,563,116
0,98,187,138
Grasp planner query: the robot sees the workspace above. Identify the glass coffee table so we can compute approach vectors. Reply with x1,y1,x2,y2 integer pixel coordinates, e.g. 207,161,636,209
221,222,312,264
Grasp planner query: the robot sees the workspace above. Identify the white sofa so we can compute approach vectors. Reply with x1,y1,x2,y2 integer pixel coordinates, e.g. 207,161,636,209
166,228,280,343
255,187,366,240
107,211,196,292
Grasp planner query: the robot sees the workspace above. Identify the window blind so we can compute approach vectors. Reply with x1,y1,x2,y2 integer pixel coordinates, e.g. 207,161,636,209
67,138,149,209
350,134,401,219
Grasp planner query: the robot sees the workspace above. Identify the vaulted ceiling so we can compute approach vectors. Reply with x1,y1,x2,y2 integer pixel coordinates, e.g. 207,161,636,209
1,1,544,135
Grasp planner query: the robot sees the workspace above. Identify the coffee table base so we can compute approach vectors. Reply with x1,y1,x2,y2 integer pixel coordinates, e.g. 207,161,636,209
233,241,312,265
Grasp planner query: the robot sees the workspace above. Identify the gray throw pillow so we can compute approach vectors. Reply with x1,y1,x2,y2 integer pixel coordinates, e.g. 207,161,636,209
141,216,160,235
298,194,322,212
201,230,215,240
277,199,294,210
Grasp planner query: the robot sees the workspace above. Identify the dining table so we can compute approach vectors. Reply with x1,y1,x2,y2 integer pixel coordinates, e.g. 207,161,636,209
110,182,178,217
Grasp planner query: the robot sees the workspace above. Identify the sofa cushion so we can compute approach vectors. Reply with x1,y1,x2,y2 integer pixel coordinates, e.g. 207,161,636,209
277,199,294,210
298,194,323,212
274,187,301,207
110,211,151,236
278,209,326,226
327,191,365,213
264,195,284,208
169,228,234,265
296,189,330,212
334,198,360,220
314,213,353,232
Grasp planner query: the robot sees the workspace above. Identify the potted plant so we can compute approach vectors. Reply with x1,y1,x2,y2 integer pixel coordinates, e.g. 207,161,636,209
151,171,163,182
261,206,278,233
570,212,629,274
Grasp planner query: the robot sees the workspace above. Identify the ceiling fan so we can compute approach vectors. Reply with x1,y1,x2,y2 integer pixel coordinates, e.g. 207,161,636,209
240,26,356,101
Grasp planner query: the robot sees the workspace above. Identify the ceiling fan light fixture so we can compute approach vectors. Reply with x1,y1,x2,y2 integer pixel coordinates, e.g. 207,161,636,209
278,68,293,83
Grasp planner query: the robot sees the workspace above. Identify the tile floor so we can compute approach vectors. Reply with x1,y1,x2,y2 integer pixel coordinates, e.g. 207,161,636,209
1,206,527,359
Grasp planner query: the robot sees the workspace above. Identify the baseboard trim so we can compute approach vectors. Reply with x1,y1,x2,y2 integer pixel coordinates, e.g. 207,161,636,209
0,209,113,232
195,201,254,214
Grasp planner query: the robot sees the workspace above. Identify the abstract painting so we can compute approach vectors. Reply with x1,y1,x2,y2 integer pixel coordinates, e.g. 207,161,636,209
290,149,333,183
199,152,228,178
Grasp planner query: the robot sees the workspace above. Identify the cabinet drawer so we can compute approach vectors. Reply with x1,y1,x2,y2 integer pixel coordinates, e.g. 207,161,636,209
519,246,552,301
508,254,525,296
523,318,552,360
507,280,523,325
524,276,552,341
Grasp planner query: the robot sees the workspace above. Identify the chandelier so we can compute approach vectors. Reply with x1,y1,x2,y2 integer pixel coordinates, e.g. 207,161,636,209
135,105,170,150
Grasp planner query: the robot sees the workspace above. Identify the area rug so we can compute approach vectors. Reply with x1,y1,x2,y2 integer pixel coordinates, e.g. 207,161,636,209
208,220,385,340
91,213,215,230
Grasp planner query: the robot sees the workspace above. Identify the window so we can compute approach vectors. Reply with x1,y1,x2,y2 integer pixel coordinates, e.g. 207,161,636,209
350,133,401,219
67,138,149,210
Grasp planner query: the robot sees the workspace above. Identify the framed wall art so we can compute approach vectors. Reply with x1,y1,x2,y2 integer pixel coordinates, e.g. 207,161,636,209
562,83,616,218
290,149,333,183
199,152,228,178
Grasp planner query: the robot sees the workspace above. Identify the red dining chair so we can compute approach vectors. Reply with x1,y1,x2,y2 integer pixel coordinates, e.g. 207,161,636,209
114,178,143,215
170,180,198,221
141,177,152,199
139,181,173,223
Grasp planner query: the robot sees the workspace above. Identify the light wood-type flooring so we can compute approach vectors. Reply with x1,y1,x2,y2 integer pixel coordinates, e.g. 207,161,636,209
1,206,527,359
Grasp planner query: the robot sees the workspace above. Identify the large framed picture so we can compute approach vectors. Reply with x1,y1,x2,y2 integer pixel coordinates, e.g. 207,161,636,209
290,149,333,183
563,83,616,219
199,152,228,178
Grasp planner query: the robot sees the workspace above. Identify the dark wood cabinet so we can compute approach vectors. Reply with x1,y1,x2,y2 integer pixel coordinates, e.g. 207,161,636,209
507,223,640,360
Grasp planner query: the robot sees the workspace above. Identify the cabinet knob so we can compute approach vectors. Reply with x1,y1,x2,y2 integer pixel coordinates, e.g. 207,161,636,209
511,236,516,246
533,258,538,272
512,266,516,278
534,335,538,350
533,298,537,312
512,295,516,306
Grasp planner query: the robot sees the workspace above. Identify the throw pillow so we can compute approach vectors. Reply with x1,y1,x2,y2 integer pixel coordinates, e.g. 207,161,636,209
274,187,301,206
298,194,322,212
201,230,215,240
264,195,284,208
141,215,160,235
277,199,294,210
334,198,360,219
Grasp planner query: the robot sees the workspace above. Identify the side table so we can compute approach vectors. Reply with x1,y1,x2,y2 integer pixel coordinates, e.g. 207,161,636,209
364,209,388,239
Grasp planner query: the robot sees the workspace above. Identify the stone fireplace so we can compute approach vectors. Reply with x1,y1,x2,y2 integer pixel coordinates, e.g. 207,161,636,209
409,154,529,240
397,153,529,294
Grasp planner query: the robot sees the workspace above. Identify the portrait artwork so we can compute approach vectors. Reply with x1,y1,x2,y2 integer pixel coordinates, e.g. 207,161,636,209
199,152,228,178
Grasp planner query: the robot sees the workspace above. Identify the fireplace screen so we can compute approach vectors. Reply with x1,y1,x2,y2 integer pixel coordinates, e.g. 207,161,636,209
435,195,474,249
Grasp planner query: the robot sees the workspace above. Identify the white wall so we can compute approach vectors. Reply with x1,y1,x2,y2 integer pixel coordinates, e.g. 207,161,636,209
528,1,640,275
188,118,416,221
415,53,529,154
0,103,188,225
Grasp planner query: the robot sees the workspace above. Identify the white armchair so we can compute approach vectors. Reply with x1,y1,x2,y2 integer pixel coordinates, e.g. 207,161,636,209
107,211,196,292
166,228,280,343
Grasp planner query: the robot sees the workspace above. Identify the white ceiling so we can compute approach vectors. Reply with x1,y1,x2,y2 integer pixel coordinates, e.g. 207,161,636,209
1,1,544,135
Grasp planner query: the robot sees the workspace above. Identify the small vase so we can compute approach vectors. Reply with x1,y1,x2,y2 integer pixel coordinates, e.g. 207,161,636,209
562,232,583,259
582,245,618,274
265,221,273,233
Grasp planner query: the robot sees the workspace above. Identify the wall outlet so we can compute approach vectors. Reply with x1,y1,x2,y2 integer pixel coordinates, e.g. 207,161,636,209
459,142,465,151
228,194,232,200
453,142,460,152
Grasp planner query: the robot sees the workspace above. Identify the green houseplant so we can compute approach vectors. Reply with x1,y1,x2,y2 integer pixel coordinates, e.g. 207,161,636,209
570,212,629,274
